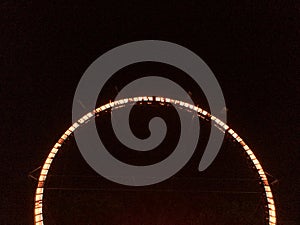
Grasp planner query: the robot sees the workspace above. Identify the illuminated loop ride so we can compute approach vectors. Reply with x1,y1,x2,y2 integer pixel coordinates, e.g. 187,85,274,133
34,96,276,225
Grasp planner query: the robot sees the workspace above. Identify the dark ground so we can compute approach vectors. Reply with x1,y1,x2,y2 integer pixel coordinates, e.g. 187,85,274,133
0,1,299,224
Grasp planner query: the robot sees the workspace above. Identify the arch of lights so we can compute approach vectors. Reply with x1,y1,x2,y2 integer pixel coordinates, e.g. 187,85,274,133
34,96,276,225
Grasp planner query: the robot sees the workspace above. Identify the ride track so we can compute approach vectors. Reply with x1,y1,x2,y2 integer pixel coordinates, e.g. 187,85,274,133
34,96,276,225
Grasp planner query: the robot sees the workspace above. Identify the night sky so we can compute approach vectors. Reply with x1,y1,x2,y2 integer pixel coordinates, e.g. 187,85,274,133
0,1,299,224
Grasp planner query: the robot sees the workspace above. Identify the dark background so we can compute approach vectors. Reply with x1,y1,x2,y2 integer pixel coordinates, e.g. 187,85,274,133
0,1,299,224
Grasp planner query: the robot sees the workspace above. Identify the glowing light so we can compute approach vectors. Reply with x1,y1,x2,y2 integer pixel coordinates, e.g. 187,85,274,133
202,110,208,115
34,96,276,225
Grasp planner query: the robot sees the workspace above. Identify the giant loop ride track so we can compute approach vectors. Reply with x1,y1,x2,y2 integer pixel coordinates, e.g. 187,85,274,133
34,96,276,225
